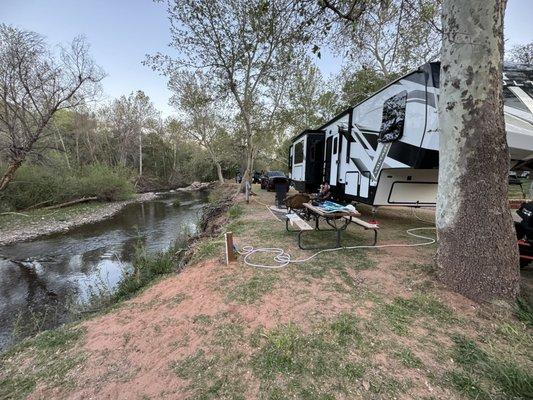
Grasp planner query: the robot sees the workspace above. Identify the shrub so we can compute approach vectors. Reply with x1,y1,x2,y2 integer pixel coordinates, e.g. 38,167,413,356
113,245,176,301
74,164,134,201
0,163,134,210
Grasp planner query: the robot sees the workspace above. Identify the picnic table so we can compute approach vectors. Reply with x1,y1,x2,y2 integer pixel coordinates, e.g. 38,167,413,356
285,202,379,250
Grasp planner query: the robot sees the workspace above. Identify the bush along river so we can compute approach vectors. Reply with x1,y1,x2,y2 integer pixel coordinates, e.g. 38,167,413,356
0,190,209,351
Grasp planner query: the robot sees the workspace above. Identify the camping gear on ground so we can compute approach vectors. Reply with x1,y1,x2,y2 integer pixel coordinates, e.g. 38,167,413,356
516,201,533,268
284,193,310,210
274,180,289,208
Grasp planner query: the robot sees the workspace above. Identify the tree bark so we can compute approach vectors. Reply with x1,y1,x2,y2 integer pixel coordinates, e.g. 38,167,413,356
215,161,224,183
240,144,254,191
139,133,143,177
0,159,23,191
436,0,519,301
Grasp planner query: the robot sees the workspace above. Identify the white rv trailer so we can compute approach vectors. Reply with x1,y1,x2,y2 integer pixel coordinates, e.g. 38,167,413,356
289,61,533,206
289,130,325,193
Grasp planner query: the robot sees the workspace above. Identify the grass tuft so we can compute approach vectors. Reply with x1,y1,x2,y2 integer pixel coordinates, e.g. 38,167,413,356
447,333,533,399
379,293,455,335
228,204,244,219
113,245,176,302
393,347,424,369
0,326,86,399
514,297,533,328
224,272,278,304
190,240,221,264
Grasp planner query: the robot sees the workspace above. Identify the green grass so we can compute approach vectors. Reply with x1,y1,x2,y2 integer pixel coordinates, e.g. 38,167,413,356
168,313,408,400
443,370,489,400
191,314,213,335
514,297,533,328
228,204,244,219
290,248,376,290
171,350,247,400
508,179,532,199
190,239,222,264
113,245,177,302
0,201,106,230
224,271,279,304
378,293,456,335
445,333,533,399
250,314,404,399
393,347,424,369
0,327,86,400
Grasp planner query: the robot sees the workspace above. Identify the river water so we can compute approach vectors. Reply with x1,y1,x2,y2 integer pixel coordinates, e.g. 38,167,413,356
0,190,208,351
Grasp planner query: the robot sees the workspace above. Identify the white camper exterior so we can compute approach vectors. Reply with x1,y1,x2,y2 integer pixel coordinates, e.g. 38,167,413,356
293,62,533,207
289,130,326,193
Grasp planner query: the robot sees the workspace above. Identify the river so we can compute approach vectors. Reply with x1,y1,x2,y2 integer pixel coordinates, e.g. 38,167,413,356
0,190,209,351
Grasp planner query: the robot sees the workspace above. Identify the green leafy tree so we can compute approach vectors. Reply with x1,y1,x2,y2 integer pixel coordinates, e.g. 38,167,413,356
169,72,231,183
338,67,401,107
147,0,312,188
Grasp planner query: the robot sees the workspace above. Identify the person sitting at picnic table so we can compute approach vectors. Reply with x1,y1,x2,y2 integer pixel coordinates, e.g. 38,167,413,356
318,181,331,201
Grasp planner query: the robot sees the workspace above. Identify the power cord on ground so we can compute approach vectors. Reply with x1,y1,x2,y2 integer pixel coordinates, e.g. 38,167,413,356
236,198,437,269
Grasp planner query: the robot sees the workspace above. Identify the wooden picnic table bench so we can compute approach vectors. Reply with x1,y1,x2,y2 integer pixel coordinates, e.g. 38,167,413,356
285,202,379,249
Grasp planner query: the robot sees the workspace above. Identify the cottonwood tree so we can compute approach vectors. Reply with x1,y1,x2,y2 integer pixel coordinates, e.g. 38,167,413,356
315,0,519,300
283,59,341,132
506,42,533,64
147,0,311,188
325,0,441,78
101,90,158,176
436,0,519,300
338,66,398,106
0,24,104,190
169,72,229,183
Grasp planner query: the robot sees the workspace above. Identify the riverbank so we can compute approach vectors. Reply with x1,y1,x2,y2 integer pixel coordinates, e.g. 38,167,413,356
0,192,158,246
1,185,531,399
0,181,216,246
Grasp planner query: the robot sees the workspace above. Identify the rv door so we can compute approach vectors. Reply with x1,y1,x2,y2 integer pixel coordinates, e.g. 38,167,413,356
329,133,339,185
324,136,332,184
292,138,306,182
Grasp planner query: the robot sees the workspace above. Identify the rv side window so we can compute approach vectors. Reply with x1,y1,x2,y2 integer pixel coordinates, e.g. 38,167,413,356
294,141,304,164
379,90,408,142
333,137,338,154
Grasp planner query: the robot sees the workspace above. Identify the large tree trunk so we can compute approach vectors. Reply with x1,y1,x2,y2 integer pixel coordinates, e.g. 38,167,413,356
215,162,224,183
139,134,143,177
436,0,519,301
0,159,23,191
240,144,254,191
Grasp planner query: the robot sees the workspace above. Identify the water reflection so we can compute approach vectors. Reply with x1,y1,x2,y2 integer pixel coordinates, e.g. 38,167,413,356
0,191,208,351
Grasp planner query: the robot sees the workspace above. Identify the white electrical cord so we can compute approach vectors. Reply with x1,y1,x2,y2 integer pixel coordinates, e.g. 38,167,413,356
237,198,437,269
411,206,436,225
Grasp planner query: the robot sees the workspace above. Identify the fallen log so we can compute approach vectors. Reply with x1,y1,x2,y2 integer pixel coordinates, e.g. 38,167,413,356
24,199,53,211
39,196,99,211
0,212,29,217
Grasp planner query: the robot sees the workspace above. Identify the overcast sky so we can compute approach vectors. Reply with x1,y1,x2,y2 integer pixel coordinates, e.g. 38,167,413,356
2,0,532,117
